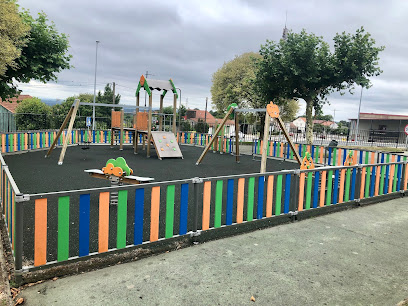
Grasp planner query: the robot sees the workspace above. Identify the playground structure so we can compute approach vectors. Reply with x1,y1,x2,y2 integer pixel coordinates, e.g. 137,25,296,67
46,75,183,164
196,102,302,173
85,157,154,204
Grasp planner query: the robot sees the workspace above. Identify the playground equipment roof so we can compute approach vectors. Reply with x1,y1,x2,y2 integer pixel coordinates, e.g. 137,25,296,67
135,75,178,98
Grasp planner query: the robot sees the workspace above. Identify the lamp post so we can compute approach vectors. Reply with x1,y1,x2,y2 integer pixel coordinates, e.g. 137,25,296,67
176,88,182,131
92,40,100,130
354,86,363,142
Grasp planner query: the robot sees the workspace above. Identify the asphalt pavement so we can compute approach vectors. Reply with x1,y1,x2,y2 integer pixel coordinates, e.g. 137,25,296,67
17,197,408,306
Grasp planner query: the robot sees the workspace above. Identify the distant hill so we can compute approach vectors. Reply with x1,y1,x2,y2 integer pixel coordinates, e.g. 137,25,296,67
41,98,64,106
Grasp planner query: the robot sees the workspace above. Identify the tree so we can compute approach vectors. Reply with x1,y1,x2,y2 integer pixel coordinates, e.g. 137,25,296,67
256,27,384,144
314,114,333,121
279,99,299,122
0,8,72,99
211,52,262,112
195,119,209,133
51,84,120,129
0,0,30,77
15,97,51,130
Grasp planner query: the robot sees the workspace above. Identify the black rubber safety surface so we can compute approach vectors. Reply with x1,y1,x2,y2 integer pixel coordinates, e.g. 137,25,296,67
4,145,298,264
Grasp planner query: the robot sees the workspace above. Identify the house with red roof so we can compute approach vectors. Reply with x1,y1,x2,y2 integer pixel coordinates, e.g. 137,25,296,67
292,117,338,132
0,95,33,132
185,109,235,134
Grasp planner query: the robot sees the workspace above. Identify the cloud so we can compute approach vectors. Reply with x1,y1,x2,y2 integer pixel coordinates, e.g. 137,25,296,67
16,0,408,120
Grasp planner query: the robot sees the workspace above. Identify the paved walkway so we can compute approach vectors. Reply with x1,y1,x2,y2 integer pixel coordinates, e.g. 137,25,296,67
19,198,408,305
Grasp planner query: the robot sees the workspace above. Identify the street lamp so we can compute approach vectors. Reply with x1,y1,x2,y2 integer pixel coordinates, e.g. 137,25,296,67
92,40,100,130
176,88,182,131
354,86,363,142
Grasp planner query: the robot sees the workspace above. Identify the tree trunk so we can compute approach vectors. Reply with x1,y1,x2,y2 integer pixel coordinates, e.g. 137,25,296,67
305,99,314,145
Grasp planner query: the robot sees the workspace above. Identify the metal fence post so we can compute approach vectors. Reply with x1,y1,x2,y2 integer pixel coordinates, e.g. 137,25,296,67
191,177,203,242
290,170,300,221
14,194,27,273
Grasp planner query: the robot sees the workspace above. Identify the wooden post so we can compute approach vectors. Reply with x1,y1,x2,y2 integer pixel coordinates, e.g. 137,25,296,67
119,109,124,150
260,113,271,173
58,99,80,165
275,116,301,165
234,112,240,163
196,107,234,165
134,92,139,154
147,94,153,157
159,95,163,131
172,93,177,135
45,104,75,158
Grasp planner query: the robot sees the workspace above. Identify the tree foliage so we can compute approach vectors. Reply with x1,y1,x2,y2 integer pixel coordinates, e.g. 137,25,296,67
15,97,51,130
0,0,30,78
51,84,120,129
211,52,262,112
278,98,299,122
0,6,72,99
256,27,384,144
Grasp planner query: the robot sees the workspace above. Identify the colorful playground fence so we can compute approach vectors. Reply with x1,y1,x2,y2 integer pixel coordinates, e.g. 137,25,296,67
1,147,407,272
253,139,407,167
0,130,232,154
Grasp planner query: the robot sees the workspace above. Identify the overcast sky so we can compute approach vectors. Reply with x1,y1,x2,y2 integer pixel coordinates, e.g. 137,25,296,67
16,0,408,121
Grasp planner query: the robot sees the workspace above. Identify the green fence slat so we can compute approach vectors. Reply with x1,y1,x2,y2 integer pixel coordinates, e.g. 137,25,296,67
214,180,223,228
326,170,333,205
57,196,70,262
117,190,128,249
96,130,100,143
315,146,319,163
276,142,280,157
247,177,255,221
10,134,14,152
344,169,351,202
333,148,337,166
275,175,282,215
305,172,313,209
379,165,385,195
393,163,398,192
42,132,45,147
365,151,369,164
165,185,175,238
365,167,371,198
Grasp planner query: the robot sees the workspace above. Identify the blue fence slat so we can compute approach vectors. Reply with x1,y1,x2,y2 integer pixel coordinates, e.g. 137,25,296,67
257,176,265,219
369,166,376,197
79,194,90,257
332,170,339,204
312,171,320,208
226,179,234,225
179,184,189,235
93,130,96,143
284,174,291,214
350,168,357,200
359,151,363,164
384,164,390,194
328,148,332,165
134,188,144,245
298,144,302,157
397,156,402,190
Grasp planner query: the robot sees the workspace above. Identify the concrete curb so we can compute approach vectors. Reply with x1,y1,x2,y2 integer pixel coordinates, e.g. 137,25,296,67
0,216,13,306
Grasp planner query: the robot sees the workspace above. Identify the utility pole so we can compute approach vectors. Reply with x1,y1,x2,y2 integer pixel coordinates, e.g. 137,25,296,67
354,86,363,142
112,82,115,104
144,70,153,107
204,97,208,124
92,40,100,130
